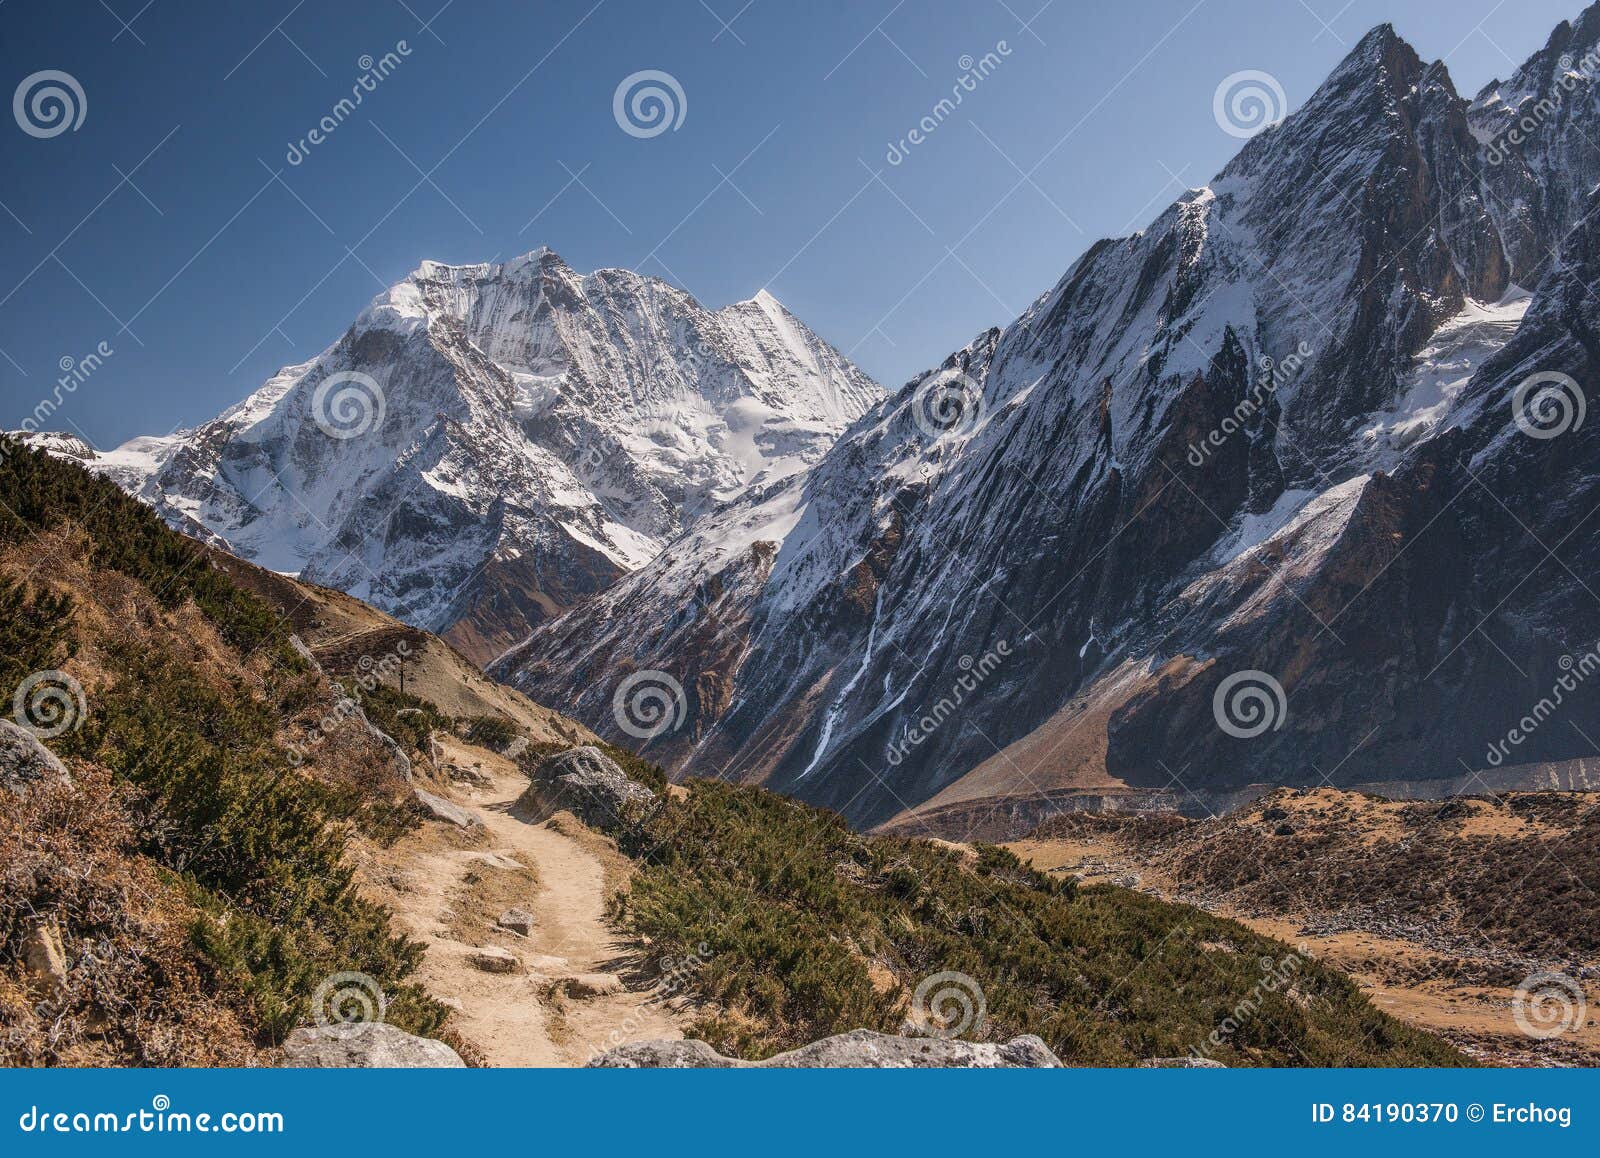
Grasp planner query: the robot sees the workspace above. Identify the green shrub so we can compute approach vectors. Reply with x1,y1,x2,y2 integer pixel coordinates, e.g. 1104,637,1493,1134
613,779,1468,1067
458,714,519,750
58,641,443,1042
0,439,442,1045
0,577,76,689
353,681,448,756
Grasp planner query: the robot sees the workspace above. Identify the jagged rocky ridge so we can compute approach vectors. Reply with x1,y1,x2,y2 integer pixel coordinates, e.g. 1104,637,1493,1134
503,9,1600,828
27,251,880,663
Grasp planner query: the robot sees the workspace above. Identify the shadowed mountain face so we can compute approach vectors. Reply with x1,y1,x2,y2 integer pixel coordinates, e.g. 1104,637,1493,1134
502,9,1600,828
23,250,880,665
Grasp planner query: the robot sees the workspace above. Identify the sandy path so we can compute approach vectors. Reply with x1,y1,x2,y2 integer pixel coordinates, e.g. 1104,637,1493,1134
370,743,685,1066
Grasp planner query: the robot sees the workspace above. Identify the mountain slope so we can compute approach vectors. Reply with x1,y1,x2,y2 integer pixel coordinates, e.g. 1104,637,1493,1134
26,250,880,664
0,437,453,1062
611,778,1466,1066
1,439,1467,1069
503,11,1600,829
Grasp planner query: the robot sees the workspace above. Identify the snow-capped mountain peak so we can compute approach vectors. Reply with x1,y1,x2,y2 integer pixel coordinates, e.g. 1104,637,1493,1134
23,250,881,662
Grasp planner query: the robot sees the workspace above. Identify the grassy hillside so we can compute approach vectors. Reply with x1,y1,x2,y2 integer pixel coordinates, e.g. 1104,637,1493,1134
209,552,597,746
0,439,446,1062
1011,789,1600,1065
611,780,1468,1067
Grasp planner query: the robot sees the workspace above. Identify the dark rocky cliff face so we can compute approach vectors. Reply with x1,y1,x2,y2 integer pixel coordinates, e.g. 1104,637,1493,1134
508,12,1600,827
1475,4,1600,283
1107,189,1600,792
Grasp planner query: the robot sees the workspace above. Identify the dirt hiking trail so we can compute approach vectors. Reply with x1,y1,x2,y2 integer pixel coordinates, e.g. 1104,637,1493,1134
361,737,687,1066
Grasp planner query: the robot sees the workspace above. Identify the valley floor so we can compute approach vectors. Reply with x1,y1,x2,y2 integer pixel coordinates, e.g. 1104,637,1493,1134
1005,788,1600,1067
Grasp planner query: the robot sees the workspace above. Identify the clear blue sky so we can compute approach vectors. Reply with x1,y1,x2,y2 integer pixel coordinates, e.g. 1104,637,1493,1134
0,0,1586,448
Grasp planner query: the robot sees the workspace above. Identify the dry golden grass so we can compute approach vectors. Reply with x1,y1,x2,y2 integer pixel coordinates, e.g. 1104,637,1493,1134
0,767,259,1066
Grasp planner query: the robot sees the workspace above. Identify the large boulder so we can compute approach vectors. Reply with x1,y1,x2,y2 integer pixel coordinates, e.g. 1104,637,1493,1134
516,746,656,835
280,1023,465,1067
591,1039,736,1068
587,1029,1062,1068
369,723,413,782
0,720,71,794
412,788,481,829
470,946,521,973
495,907,536,936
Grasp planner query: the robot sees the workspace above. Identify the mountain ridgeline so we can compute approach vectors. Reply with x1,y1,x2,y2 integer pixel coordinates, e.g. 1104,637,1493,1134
501,9,1600,829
